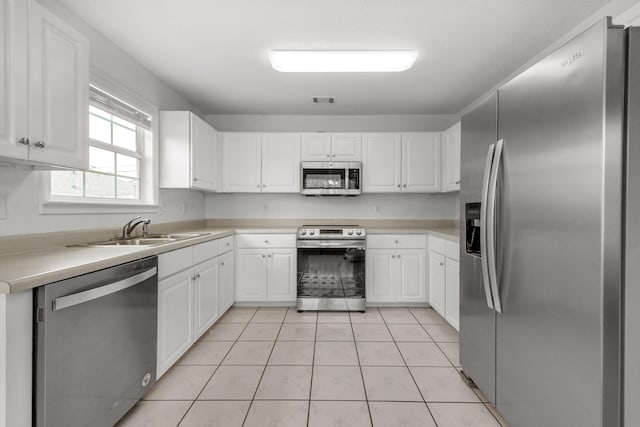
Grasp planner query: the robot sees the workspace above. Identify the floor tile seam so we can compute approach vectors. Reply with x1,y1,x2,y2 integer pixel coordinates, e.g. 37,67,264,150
241,307,288,427
432,340,459,367
349,308,376,427
307,312,320,427
381,318,442,427
174,313,252,426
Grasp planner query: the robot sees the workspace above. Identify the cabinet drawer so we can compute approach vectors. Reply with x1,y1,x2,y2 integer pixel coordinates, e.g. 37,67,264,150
193,239,220,265
235,234,296,248
219,236,234,253
367,234,427,249
445,241,460,261
158,246,193,279
429,236,446,255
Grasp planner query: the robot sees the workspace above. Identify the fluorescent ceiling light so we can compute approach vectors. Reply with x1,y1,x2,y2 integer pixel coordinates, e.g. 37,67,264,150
268,50,418,72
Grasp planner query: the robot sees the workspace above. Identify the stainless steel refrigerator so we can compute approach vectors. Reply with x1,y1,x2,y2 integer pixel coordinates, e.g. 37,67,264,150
460,18,640,427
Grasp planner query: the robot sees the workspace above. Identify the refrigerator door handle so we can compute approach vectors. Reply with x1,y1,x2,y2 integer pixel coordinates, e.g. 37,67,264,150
487,139,504,313
480,143,496,310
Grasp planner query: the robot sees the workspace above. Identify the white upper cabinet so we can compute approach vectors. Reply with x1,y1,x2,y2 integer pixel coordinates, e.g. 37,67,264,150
301,133,361,161
222,132,300,193
28,2,89,169
191,114,218,190
0,0,28,160
160,111,218,192
300,133,331,161
441,122,461,192
222,132,261,192
402,132,440,192
0,1,89,169
362,133,402,192
261,133,300,192
330,133,361,161
363,132,440,193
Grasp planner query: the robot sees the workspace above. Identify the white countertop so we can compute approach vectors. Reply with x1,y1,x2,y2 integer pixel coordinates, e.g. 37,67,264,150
0,225,459,294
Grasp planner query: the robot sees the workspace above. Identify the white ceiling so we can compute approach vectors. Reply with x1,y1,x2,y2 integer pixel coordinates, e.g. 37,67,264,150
58,0,610,115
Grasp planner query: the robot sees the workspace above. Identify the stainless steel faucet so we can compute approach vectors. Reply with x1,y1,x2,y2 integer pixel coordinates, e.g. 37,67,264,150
122,217,151,239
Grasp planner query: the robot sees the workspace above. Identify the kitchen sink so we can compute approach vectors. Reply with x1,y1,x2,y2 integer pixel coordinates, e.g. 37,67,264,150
70,232,211,247
95,238,177,246
145,233,206,239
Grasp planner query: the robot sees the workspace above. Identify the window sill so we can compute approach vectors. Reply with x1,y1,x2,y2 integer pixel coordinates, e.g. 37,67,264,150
40,200,161,215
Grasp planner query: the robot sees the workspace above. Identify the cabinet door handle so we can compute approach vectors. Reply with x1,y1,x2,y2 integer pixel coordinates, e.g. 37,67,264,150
392,255,396,259
221,262,225,266
326,154,330,158
35,141,45,148
18,137,30,146
267,254,272,258
456,180,461,184
263,184,266,187
397,255,401,259
262,254,266,258
193,177,198,182
397,184,401,188
403,184,407,187
440,262,444,266
395,240,399,244
264,240,269,244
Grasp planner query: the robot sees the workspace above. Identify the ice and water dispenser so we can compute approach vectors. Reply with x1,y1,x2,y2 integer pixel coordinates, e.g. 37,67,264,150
465,203,481,256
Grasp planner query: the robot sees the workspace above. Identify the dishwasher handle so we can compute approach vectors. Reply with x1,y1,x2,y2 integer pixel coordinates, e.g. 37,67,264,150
52,267,157,311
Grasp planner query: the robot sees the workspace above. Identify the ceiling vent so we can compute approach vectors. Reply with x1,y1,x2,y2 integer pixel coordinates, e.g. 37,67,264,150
313,96,335,104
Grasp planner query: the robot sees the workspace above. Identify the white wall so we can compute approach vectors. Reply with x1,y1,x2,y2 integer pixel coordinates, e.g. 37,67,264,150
0,0,206,237
206,114,456,132
206,193,459,220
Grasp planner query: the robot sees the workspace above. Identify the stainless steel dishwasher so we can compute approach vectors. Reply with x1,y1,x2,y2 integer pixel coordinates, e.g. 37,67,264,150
34,256,158,427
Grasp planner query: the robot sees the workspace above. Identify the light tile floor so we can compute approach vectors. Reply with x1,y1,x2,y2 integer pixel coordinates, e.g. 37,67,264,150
117,306,510,427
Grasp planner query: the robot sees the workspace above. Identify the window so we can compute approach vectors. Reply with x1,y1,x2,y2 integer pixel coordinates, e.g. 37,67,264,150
46,80,158,211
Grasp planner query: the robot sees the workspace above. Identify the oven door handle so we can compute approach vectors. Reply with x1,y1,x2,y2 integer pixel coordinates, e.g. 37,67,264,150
297,240,366,249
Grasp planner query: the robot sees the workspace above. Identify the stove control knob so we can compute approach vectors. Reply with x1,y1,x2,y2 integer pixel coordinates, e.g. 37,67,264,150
347,230,354,236
309,230,315,236
300,230,307,236
356,230,362,236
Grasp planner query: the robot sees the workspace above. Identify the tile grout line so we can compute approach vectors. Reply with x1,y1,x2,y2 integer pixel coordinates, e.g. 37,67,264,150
306,309,319,427
389,308,442,427
240,307,287,427
174,306,259,426
349,307,376,427
410,309,506,426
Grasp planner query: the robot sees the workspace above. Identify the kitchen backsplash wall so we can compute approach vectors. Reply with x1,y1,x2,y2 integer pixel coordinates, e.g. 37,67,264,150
0,167,205,236
206,193,459,220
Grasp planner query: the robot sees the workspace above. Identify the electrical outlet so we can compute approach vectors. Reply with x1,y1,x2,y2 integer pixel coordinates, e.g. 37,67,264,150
0,195,6,220
182,203,188,214
263,204,270,213
375,204,383,213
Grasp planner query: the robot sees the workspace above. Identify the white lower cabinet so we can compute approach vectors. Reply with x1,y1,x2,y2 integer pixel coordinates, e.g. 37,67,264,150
235,249,268,301
234,234,297,303
445,258,460,329
193,258,220,339
366,235,427,303
428,251,446,314
157,269,193,378
429,236,460,330
219,250,235,313
157,237,235,378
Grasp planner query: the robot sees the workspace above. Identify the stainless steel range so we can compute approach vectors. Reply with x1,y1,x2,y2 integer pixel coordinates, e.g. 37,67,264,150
296,226,366,312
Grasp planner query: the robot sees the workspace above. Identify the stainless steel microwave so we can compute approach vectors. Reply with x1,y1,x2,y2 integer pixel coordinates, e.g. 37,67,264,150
300,161,362,196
